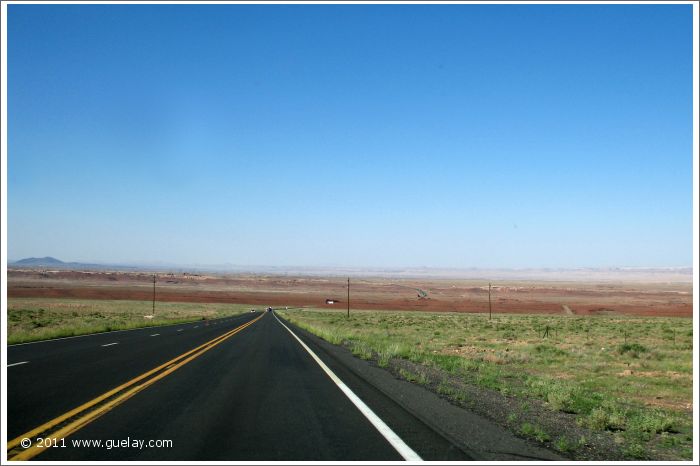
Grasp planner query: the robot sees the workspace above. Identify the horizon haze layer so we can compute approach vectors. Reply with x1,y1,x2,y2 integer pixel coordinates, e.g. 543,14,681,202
7,256,693,283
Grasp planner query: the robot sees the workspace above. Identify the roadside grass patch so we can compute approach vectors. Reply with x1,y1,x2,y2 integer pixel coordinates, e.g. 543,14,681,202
554,436,576,453
436,381,469,402
377,342,410,367
350,341,374,360
520,423,550,443
8,299,253,344
627,410,678,437
398,368,430,386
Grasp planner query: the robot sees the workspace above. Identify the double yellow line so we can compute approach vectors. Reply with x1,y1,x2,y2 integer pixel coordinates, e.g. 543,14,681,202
7,313,264,461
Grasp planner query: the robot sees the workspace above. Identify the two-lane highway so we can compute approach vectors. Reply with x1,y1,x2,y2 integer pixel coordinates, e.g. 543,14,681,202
6,310,482,460
6,312,262,441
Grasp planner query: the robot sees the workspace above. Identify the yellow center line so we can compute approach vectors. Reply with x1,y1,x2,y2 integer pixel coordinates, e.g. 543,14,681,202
8,313,264,461
8,315,256,450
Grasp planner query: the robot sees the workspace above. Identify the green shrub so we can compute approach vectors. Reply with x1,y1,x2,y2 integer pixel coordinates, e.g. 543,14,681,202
618,343,648,355
546,386,575,412
659,432,682,448
554,436,575,453
525,377,595,413
628,411,676,435
585,403,627,431
534,344,567,357
623,442,648,459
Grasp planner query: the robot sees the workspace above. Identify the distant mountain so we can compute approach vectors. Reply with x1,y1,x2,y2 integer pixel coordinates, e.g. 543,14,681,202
10,257,107,270
13,257,66,266
9,257,160,272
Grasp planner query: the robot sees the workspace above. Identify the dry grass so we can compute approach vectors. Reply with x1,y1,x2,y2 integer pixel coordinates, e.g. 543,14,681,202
7,298,253,344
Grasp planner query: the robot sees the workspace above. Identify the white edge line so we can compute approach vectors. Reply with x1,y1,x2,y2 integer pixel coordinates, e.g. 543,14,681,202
7,361,29,368
101,342,119,347
272,312,422,462
150,334,160,337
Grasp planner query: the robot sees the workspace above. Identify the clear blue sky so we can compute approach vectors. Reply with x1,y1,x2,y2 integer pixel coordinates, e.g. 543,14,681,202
7,3,694,268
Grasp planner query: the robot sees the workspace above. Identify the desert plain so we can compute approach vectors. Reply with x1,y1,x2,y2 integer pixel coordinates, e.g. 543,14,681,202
6,268,692,317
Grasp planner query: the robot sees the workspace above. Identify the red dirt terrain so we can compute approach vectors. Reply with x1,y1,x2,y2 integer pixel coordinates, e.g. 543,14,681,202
7,269,692,317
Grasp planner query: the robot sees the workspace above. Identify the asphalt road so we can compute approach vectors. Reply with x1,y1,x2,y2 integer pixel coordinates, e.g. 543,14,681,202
6,312,262,442
6,310,476,461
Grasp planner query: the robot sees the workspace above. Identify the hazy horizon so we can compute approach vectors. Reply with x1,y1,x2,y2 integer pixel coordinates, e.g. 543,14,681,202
7,4,694,269
7,254,693,272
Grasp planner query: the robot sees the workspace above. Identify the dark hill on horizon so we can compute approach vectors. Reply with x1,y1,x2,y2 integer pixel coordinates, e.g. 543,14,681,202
13,257,66,266
10,257,107,270
9,257,169,272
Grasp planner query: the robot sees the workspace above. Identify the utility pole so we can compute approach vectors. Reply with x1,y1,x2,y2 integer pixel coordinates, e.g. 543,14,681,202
152,274,156,316
488,282,492,320
347,277,350,318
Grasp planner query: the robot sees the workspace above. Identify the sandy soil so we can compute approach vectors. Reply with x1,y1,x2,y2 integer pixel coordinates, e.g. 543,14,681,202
7,269,692,317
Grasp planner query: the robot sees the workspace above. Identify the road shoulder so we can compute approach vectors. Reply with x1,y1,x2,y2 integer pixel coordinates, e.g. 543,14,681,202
277,314,565,461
